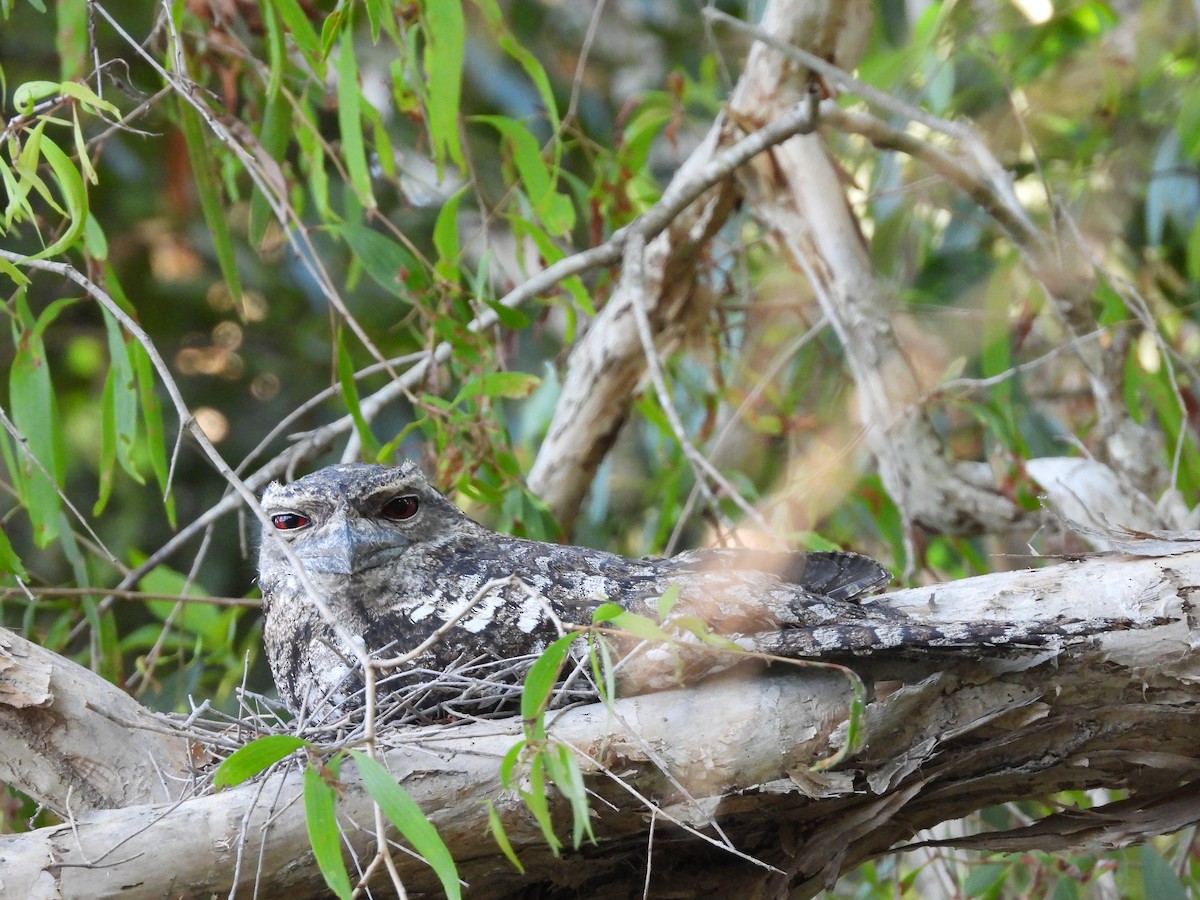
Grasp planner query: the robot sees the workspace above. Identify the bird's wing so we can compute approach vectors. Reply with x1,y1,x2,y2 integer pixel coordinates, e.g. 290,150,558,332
663,548,890,601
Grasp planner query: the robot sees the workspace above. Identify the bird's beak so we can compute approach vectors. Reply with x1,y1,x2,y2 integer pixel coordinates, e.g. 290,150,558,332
295,519,405,576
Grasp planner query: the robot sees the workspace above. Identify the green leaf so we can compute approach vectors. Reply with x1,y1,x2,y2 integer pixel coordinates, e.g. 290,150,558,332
483,296,532,330
588,632,616,706
486,802,524,873
103,308,141,476
268,0,324,72
9,292,74,545
656,583,681,620
58,80,120,118
520,632,579,729
30,130,87,259
336,331,382,458
363,0,386,41
14,123,64,219
54,0,89,81
213,735,310,787
541,743,593,848
136,562,222,643
0,253,30,287
83,211,107,258
333,222,426,296
0,525,28,579
433,185,467,281
319,7,343,58
335,26,375,208
1140,843,1189,900
1187,216,1200,283
499,738,526,791
73,111,98,185
0,155,37,234
593,607,674,646
670,616,744,652
174,98,243,309
472,115,574,236
472,115,549,196
521,754,561,854
249,92,292,248
12,80,60,113
95,364,118,515
259,0,285,99
304,758,352,900
453,372,541,405
589,602,624,624
961,862,1008,896
467,0,559,132
420,0,465,169
365,102,395,181
104,266,175,527
350,751,462,900
620,106,672,173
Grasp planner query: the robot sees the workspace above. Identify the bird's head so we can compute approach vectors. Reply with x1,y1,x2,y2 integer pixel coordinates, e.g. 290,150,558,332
258,461,472,579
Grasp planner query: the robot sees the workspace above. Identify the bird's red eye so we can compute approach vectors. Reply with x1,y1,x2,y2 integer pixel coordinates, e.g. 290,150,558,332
381,495,419,521
271,513,310,530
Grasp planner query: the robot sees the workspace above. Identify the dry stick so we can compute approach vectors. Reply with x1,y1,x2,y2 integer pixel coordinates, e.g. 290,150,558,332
563,0,609,127
704,5,1035,229
228,771,273,900
938,327,1111,394
642,805,657,900
1057,211,1196,493
818,104,1041,251
236,352,429,479
129,512,221,693
620,231,779,540
564,739,787,875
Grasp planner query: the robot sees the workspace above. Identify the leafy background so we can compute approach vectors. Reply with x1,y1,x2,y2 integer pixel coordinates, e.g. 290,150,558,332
1,0,1199,895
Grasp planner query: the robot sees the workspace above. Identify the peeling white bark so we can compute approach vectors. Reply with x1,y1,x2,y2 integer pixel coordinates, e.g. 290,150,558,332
0,629,192,817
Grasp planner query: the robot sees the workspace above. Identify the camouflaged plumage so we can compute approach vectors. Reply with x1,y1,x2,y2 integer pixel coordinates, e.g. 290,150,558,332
258,462,1099,722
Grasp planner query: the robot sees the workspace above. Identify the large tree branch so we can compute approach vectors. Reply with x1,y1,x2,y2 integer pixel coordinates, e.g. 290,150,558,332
527,0,873,532
711,5,1168,540
720,10,1027,540
0,543,1195,898
0,628,192,815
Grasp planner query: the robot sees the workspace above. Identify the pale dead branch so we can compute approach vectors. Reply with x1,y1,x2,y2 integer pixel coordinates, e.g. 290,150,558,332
0,546,1195,898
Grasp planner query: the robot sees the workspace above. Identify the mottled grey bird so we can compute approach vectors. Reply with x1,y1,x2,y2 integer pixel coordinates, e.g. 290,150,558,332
258,462,1100,724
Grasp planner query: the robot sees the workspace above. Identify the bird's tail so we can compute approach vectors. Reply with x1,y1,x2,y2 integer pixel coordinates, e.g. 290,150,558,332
785,551,892,602
750,616,1133,658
